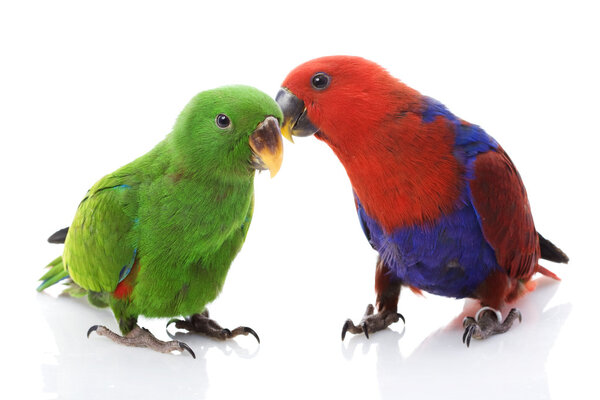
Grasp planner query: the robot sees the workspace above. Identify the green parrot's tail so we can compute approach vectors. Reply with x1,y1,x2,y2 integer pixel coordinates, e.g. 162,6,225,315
37,256,70,292
38,256,89,298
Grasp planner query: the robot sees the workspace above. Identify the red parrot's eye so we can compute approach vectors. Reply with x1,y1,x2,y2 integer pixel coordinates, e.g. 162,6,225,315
215,114,231,129
311,73,330,90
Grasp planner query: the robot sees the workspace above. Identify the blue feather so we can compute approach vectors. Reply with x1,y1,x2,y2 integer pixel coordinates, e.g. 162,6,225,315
357,196,501,298
118,248,137,283
352,97,502,298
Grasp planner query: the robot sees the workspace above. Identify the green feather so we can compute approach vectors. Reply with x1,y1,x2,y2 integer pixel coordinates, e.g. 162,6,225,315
37,256,69,292
39,85,283,334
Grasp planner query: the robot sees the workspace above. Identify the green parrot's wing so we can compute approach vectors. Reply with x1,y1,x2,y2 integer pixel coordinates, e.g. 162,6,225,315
63,172,139,293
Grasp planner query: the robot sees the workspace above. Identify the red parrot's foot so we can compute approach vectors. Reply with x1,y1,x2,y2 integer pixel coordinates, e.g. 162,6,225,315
462,307,522,347
167,309,260,343
87,325,195,358
341,304,405,340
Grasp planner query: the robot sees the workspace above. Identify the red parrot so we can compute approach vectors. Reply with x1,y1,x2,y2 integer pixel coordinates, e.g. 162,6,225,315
276,56,568,346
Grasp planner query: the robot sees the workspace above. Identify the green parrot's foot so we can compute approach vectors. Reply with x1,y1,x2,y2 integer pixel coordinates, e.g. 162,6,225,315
462,307,522,347
341,304,405,340
167,310,260,344
87,325,195,358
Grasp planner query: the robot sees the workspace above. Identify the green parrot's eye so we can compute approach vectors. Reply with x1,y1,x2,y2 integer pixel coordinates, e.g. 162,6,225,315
215,114,231,129
311,73,330,90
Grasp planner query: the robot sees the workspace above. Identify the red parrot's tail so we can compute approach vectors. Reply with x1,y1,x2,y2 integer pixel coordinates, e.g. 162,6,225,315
538,232,569,264
534,264,561,281
506,265,560,304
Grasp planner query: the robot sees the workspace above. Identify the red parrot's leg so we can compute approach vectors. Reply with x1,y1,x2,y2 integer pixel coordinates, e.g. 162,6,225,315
166,309,260,343
462,308,522,347
341,257,405,340
461,271,523,347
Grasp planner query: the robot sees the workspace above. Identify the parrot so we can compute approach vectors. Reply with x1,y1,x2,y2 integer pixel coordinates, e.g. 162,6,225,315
276,56,568,346
38,85,284,357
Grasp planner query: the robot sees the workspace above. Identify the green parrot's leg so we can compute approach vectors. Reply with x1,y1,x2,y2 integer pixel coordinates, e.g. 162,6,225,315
167,309,260,343
85,297,195,357
87,324,195,357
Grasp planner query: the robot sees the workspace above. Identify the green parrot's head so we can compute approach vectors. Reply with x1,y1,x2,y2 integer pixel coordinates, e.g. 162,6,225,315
171,85,284,179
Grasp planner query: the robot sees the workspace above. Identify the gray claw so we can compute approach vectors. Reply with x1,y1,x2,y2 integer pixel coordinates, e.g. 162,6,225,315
341,320,351,341
178,341,196,359
87,325,99,338
397,313,405,324
465,325,475,347
515,309,523,323
166,318,181,328
362,322,369,339
244,327,260,344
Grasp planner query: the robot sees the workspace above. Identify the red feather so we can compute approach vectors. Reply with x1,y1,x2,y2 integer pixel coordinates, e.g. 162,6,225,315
113,259,140,300
283,56,464,231
469,147,540,280
282,56,565,308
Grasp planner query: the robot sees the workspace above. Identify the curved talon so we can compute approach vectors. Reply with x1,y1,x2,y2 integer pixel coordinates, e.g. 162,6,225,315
475,306,502,322
221,328,232,337
397,313,405,324
341,320,351,341
465,325,475,347
166,318,181,328
362,322,369,339
178,341,196,359
513,309,523,323
87,325,99,338
244,327,260,344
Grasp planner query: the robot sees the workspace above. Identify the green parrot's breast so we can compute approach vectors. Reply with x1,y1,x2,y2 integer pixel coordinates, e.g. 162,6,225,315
126,177,255,317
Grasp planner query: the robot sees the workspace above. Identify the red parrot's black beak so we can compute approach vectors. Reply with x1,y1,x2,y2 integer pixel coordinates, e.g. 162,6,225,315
276,88,319,142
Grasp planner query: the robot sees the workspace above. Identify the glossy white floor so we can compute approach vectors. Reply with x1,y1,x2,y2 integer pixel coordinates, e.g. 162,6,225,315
21,267,589,400
2,1,598,399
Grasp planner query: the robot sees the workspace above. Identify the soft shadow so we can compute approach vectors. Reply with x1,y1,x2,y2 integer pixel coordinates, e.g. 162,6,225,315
341,278,570,400
37,294,260,399
167,328,261,359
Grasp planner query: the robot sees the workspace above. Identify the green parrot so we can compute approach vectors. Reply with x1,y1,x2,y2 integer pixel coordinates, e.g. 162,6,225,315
38,85,284,357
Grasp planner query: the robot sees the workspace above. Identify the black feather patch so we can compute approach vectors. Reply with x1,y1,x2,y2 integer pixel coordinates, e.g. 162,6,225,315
48,227,69,244
538,232,569,263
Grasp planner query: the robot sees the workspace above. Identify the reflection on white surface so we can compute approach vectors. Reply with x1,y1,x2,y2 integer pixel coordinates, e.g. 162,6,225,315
37,293,268,398
28,278,573,400
37,295,208,398
342,280,570,400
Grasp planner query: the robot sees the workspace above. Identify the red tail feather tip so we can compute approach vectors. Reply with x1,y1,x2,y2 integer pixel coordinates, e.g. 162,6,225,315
535,265,561,281
409,286,424,296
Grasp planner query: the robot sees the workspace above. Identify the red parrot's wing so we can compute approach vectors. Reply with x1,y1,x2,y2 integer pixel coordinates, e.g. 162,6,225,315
469,147,540,280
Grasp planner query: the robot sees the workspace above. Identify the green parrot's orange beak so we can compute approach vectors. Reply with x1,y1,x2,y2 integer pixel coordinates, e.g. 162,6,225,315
276,88,319,142
249,116,283,178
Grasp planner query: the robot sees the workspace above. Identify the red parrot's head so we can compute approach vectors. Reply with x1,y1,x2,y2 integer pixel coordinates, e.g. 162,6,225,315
276,55,418,148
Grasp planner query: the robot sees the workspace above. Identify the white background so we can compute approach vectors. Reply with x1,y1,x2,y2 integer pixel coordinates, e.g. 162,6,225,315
1,1,598,399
